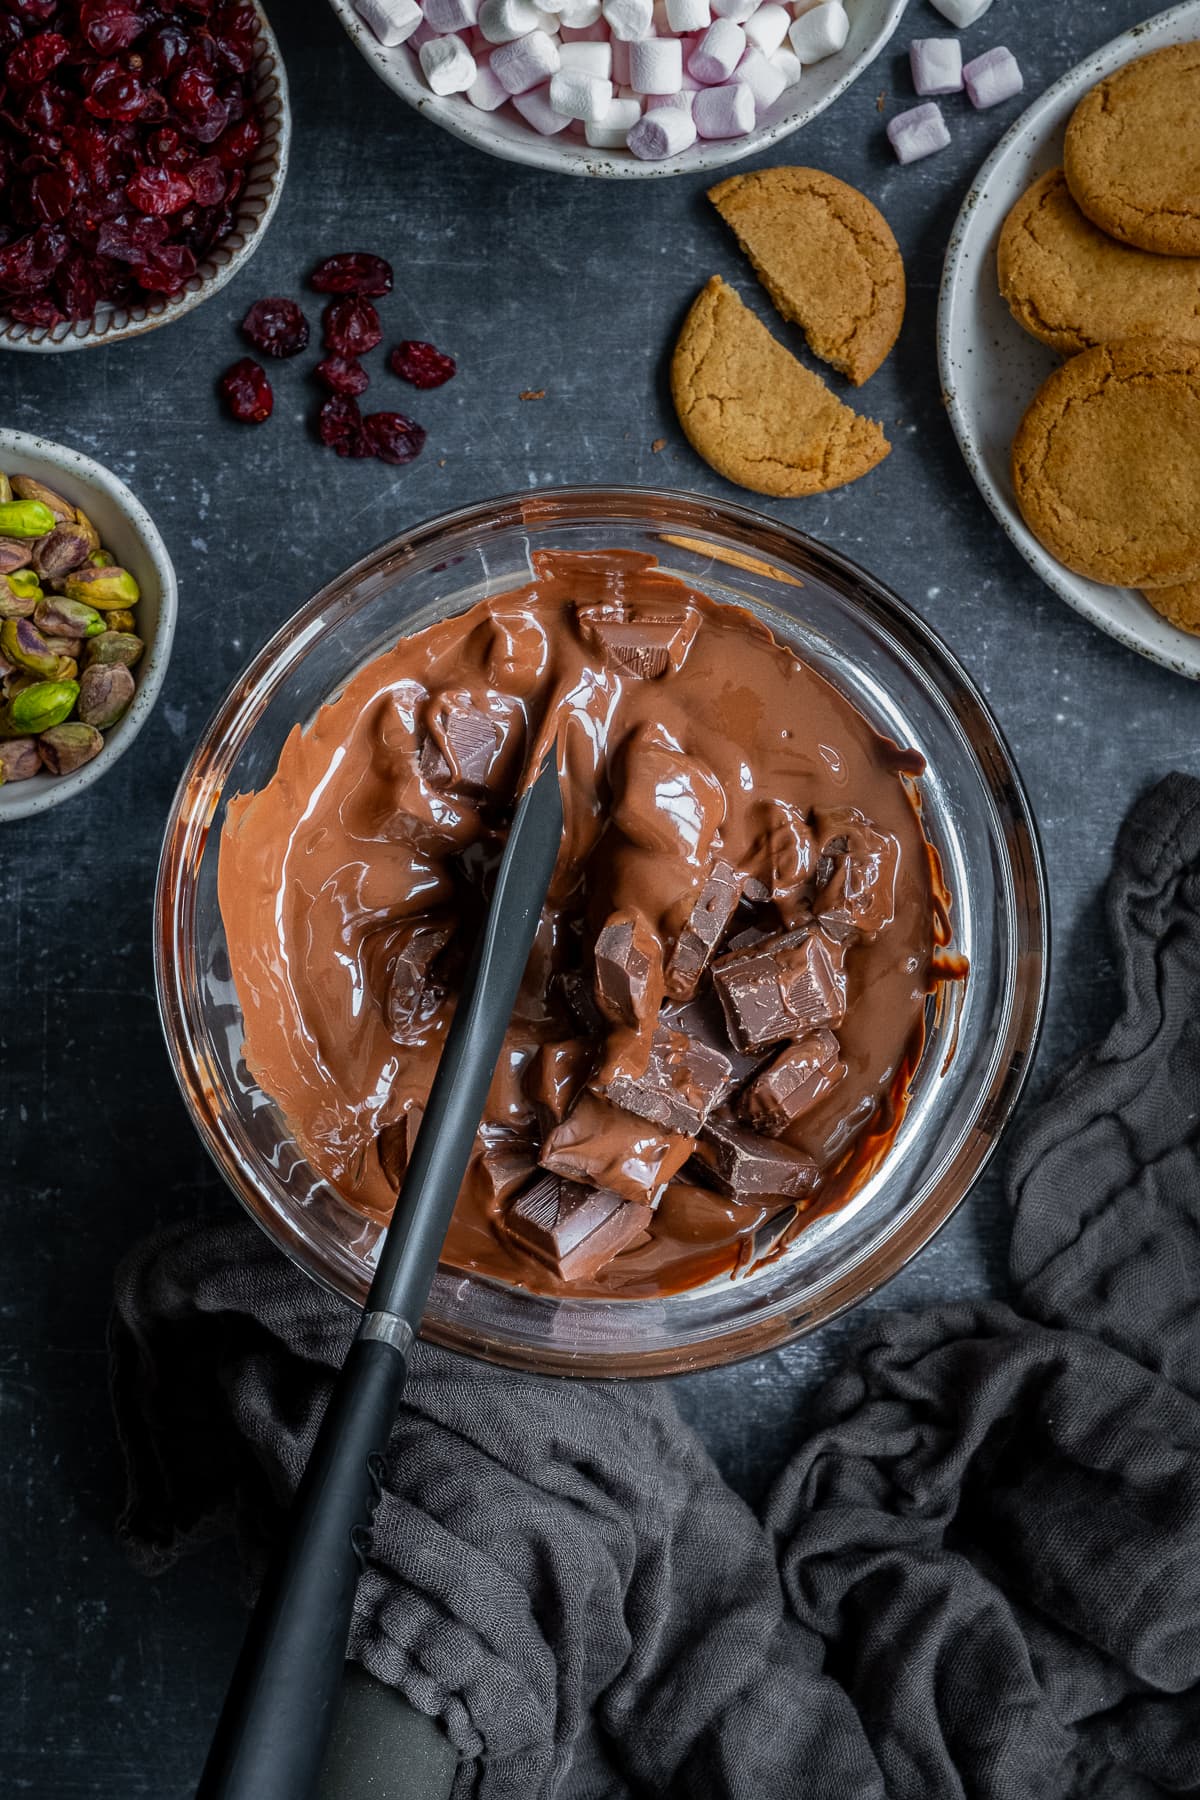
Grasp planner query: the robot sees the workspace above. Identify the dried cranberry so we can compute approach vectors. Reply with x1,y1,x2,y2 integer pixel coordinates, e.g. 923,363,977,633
7,0,58,20
80,3,146,55
210,4,257,74
6,31,70,85
315,354,369,397
0,226,67,296
241,296,309,358
389,340,456,389
323,296,381,357
317,395,372,458
170,65,230,141
364,411,427,466
310,252,393,298
137,242,196,293
221,357,272,424
54,251,100,319
186,155,224,204
142,19,191,79
8,294,62,327
214,113,260,169
85,62,151,121
27,168,76,224
127,165,194,214
96,211,168,263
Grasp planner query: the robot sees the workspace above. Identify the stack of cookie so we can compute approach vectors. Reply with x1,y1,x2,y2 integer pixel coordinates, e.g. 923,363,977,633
998,43,1200,633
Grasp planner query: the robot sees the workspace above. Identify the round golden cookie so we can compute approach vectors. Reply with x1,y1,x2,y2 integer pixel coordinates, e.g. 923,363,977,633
708,167,904,386
671,276,890,499
1064,43,1200,255
998,168,1200,355
1144,579,1200,635
1012,336,1200,590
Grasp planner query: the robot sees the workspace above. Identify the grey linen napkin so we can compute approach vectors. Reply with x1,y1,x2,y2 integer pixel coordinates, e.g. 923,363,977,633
111,773,1200,1800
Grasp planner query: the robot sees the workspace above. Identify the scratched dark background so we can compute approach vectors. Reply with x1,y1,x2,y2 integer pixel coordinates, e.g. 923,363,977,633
2,0,1195,1792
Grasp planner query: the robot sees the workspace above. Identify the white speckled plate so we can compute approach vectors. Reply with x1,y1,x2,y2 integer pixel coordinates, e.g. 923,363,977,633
938,2,1200,682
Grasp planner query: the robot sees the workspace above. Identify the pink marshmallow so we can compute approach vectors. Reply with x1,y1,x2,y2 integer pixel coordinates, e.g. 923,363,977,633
490,26,561,90
647,86,694,110
886,99,950,162
963,45,1023,108
627,102,697,155
610,34,633,81
737,46,785,108
909,36,962,96
687,16,744,82
423,0,480,30
692,77,753,134
512,81,572,128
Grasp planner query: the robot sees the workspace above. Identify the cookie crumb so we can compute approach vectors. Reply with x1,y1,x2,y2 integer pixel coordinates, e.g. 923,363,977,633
876,90,886,112
651,437,667,453
519,388,546,401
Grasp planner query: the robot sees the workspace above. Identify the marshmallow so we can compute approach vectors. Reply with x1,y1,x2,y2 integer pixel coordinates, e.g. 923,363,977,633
356,0,423,45
419,32,477,89
963,45,1023,108
513,80,572,128
556,0,603,22
559,15,606,33
666,0,710,27
627,102,698,156
710,0,757,19
478,0,541,40
603,0,653,38
692,77,753,134
787,1,847,62
422,0,479,29
909,36,962,95
467,58,509,103
743,2,788,55
409,17,438,46
490,27,561,89
630,35,683,91
559,37,612,71
737,46,785,108
886,99,950,162
584,92,642,140
688,17,745,82
549,66,613,113
770,44,801,85
928,0,991,25
646,85,694,111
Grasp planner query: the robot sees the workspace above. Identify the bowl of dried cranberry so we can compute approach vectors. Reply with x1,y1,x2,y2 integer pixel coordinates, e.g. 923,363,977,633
0,3,290,353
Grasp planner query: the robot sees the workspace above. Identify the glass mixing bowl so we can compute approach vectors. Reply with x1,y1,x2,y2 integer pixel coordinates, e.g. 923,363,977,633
155,487,1048,1376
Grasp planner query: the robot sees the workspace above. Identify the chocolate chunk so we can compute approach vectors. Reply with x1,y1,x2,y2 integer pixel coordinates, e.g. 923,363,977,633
665,860,743,999
814,809,899,939
524,1038,594,1130
502,1172,653,1281
712,927,846,1051
419,689,514,795
612,725,725,862
690,1109,818,1203
540,1090,693,1204
596,1022,732,1137
746,799,816,918
475,1127,538,1205
665,990,766,1086
377,1103,424,1191
592,910,663,1030
575,600,700,679
737,1030,846,1134
556,969,605,1036
383,918,454,1042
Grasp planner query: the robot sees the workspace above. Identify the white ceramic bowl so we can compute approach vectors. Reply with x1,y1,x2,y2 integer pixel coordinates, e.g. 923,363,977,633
0,6,290,353
0,430,177,822
328,0,904,177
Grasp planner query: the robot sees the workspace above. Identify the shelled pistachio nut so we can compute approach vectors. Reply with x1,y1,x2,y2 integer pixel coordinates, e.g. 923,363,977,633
48,635,83,660
2,678,79,735
77,662,134,729
38,722,104,774
0,474,11,505
34,527,92,581
73,508,101,553
0,737,41,783
0,581,35,621
10,476,74,520
0,538,32,575
2,669,35,700
89,549,115,568
1,616,63,679
35,597,105,640
0,500,57,539
85,631,144,669
7,571,42,601
104,608,136,633
62,565,139,609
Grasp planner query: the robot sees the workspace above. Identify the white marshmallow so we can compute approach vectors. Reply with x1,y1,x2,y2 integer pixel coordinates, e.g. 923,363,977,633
770,43,801,85
629,35,682,92
928,0,991,24
627,102,697,156
610,35,632,82
665,0,709,26
419,32,477,89
478,0,540,41
742,2,788,54
490,27,561,89
687,16,745,82
559,37,612,71
583,93,643,140
692,77,753,134
787,0,847,62
909,35,962,96
549,66,613,114
513,80,572,128
603,0,653,40
533,8,560,27
710,0,756,20
356,0,423,45
647,85,693,110
422,0,479,30
556,0,603,23
737,46,785,107
466,59,509,104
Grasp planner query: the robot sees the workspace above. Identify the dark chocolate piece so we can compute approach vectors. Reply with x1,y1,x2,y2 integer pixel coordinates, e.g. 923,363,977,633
690,1109,818,1203
377,1104,424,1192
712,927,846,1051
814,809,899,939
665,990,766,1086
574,600,700,679
665,859,743,998
524,1038,594,1130
383,918,454,1042
737,1030,846,1134
540,1089,693,1204
593,911,663,1029
556,968,605,1036
597,1022,732,1137
475,1127,538,1205
503,1172,653,1281
419,690,511,794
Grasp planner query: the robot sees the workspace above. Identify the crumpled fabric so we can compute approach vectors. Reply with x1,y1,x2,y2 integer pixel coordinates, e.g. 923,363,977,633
111,773,1200,1799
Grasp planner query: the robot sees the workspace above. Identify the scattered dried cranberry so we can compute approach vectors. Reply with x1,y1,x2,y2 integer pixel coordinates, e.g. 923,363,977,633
323,297,381,357
364,412,427,466
389,340,457,390
310,253,393,298
221,357,273,424
317,395,372,459
242,297,310,359
316,355,370,397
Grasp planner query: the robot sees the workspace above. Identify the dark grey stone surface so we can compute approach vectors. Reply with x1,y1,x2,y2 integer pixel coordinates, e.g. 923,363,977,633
1,0,1194,1792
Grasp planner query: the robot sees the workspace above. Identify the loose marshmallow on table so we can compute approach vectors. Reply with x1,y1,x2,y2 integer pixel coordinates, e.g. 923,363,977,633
887,99,950,162
478,0,540,40
491,27,561,89
467,59,509,104
927,0,991,25
963,46,1023,108
423,0,479,30
513,81,572,128
603,0,653,38
629,35,683,92
356,0,422,45
627,102,698,156
909,36,962,96
419,33,477,90
743,3,789,56
787,1,847,63
692,78,754,135
559,37,612,72
738,46,786,108
666,0,710,28
583,92,642,140
549,66,614,114
688,18,745,82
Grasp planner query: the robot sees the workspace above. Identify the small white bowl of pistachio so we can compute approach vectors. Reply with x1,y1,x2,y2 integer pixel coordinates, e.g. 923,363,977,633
0,430,177,822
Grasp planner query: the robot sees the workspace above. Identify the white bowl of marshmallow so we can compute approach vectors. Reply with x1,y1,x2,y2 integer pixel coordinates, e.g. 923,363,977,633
330,0,906,175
